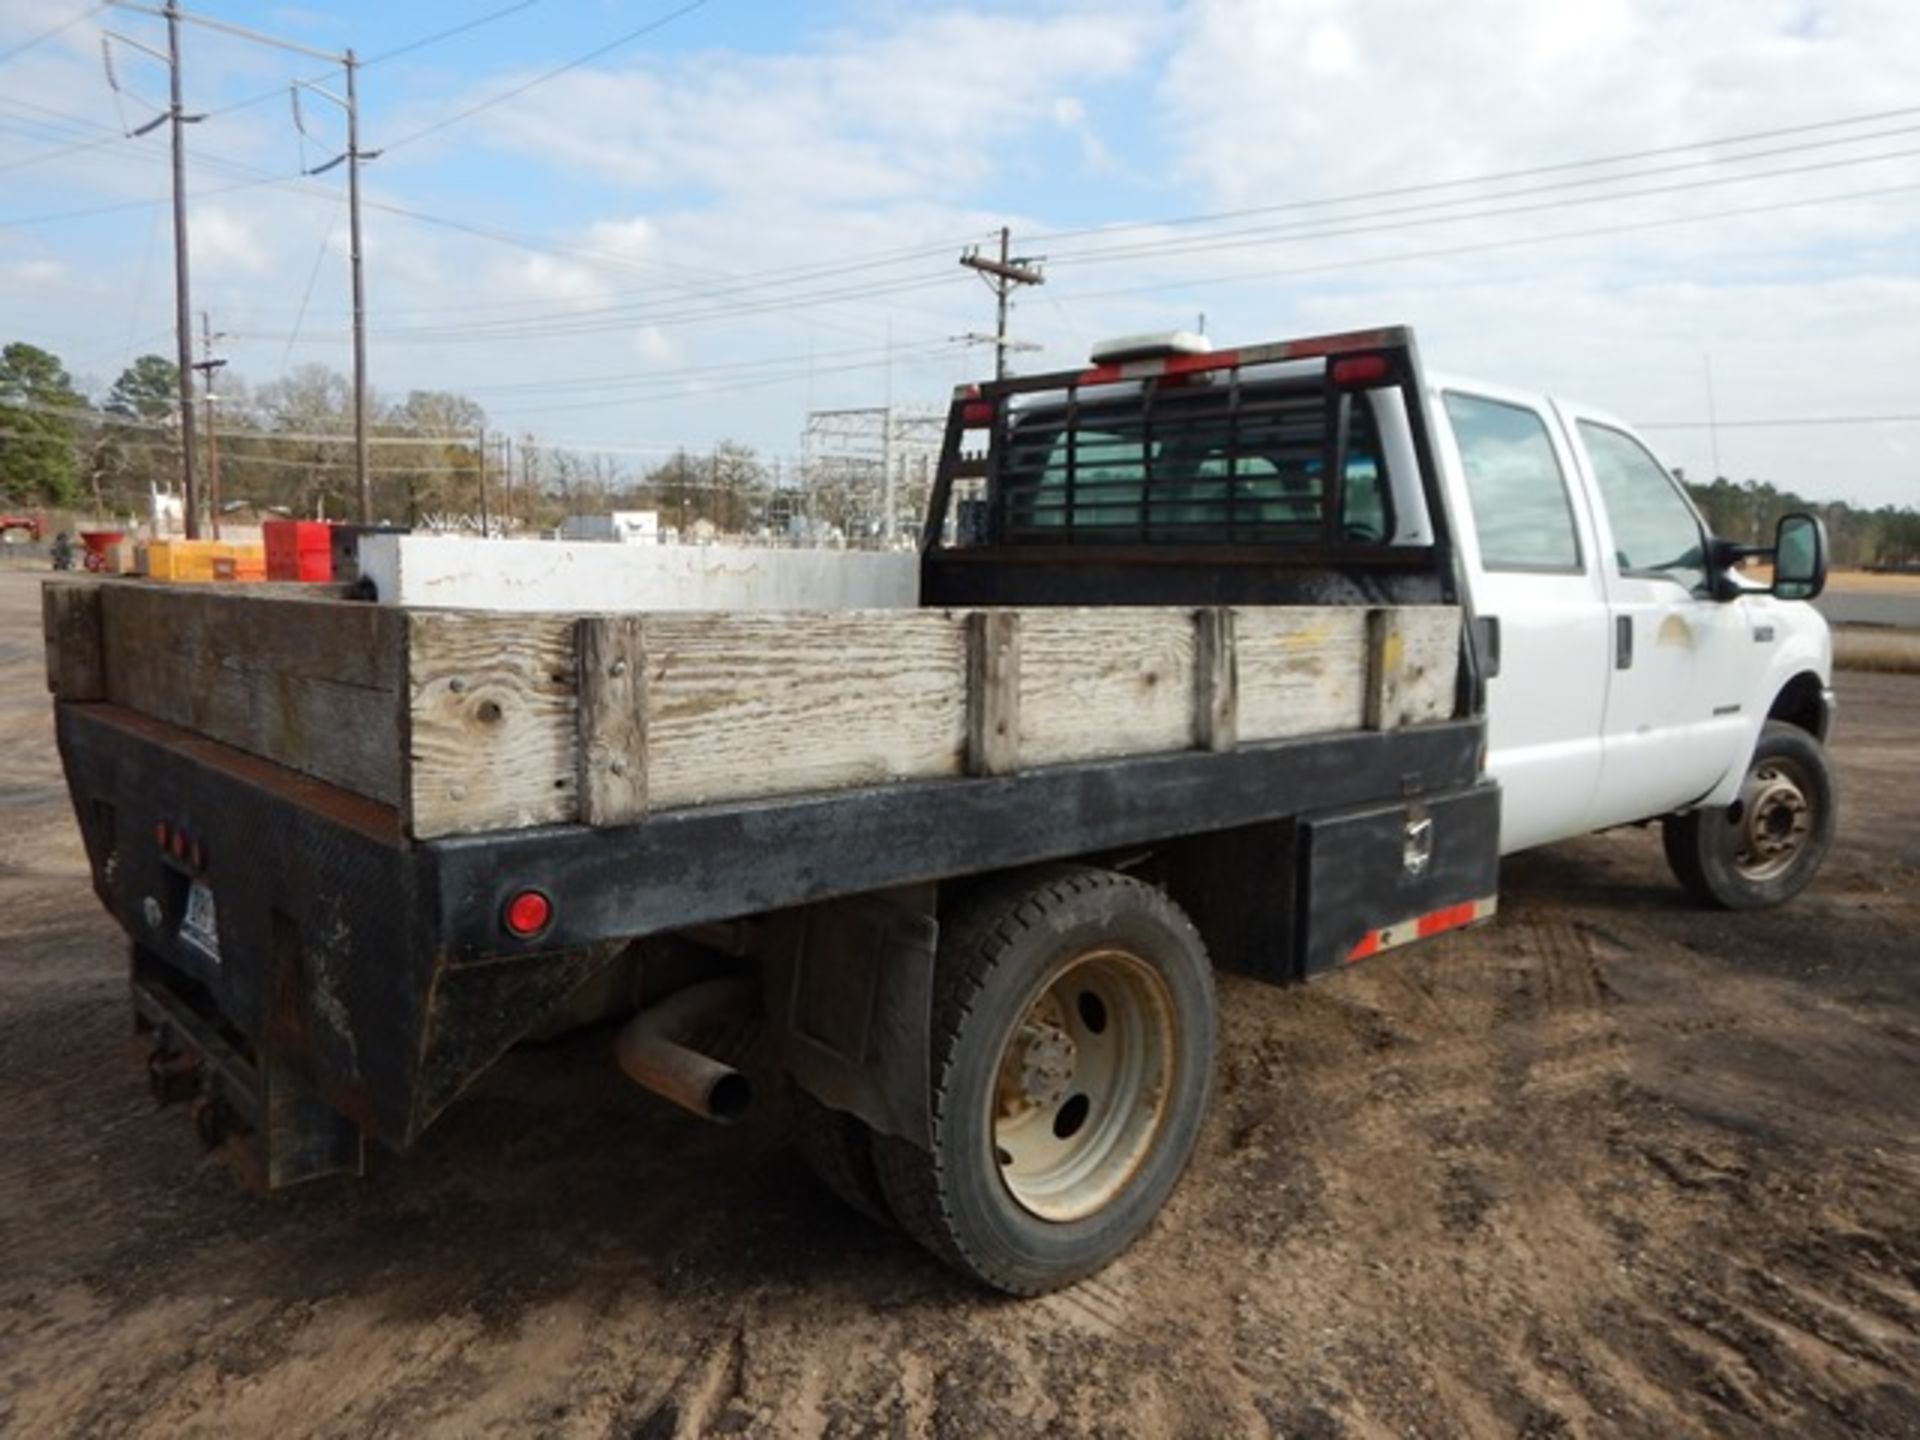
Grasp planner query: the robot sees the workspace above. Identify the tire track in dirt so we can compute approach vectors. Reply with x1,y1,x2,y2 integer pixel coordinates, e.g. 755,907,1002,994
3,572,1918,1437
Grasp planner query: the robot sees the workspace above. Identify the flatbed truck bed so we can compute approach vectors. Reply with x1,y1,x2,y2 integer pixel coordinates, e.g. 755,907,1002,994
44,325,1515,1293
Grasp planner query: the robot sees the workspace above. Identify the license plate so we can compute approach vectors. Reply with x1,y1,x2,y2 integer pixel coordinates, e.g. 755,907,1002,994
181,882,221,963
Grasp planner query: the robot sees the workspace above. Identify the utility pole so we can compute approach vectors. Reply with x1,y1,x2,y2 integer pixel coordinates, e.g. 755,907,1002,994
500,434,513,533
880,323,894,544
191,311,227,539
959,227,1045,381
162,2,200,537
475,425,490,536
345,51,371,522
293,50,380,523
104,5,206,535
109,1,372,530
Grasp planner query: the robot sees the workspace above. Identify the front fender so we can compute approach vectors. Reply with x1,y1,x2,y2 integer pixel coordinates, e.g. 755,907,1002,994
1699,597,1833,809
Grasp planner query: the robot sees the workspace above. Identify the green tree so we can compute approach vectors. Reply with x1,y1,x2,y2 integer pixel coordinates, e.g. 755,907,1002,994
105,354,179,421
90,354,185,512
0,341,86,505
389,389,486,523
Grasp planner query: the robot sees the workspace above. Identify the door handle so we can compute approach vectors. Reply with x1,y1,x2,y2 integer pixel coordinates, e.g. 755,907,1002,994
1615,615,1633,670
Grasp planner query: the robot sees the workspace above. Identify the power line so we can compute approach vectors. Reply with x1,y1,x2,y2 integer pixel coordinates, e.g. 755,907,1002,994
198,0,543,120
0,2,106,67
379,0,708,153
1040,126,1920,266
1640,414,1920,430
453,339,955,396
1026,102,1920,244
0,90,977,339
338,146,1920,343
283,184,347,367
0,129,126,175
359,0,540,67
1043,179,1920,308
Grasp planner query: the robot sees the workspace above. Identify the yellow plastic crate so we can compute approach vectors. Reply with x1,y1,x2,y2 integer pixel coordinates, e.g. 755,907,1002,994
212,548,267,582
143,540,263,582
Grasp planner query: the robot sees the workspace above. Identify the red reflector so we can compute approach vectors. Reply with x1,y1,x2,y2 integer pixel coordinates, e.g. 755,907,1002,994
1330,354,1389,387
171,831,188,860
959,400,995,427
1416,901,1478,938
154,821,169,848
504,890,552,938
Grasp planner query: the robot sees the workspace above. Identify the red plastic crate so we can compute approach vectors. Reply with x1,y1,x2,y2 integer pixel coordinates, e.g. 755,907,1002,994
264,520,334,582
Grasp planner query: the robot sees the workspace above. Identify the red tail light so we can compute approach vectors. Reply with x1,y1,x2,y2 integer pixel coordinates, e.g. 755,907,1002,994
960,400,996,427
504,889,552,939
1331,354,1389,386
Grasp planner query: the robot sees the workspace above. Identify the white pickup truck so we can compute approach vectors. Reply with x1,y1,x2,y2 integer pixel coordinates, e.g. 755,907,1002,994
1420,366,1835,905
45,324,1833,1296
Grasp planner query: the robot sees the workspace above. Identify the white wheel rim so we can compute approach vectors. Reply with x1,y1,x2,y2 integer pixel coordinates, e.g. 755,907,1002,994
988,948,1176,1223
1727,756,1815,882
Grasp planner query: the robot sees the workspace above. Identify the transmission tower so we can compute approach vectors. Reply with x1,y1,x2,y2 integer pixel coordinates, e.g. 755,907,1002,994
801,406,945,546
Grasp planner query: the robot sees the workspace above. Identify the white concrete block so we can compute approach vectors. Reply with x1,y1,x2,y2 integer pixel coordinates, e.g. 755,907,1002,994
358,534,920,612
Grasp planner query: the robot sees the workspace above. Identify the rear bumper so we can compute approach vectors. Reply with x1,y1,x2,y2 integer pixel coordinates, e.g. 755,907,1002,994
57,703,612,1182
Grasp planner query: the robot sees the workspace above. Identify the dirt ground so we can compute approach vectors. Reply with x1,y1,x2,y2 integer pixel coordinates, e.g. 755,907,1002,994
1,570,1916,1440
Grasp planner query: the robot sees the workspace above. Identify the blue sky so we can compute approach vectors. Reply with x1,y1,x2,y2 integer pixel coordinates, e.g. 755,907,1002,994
2,0,1917,505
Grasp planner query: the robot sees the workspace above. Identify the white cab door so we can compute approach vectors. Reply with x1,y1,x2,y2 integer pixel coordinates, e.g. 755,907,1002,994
1555,403,1752,829
1434,385,1612,854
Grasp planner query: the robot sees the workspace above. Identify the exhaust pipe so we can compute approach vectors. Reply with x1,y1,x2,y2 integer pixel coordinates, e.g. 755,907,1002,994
616,978,756,1125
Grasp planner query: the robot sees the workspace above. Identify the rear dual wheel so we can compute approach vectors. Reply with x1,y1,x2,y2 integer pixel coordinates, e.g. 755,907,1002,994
802,865,1216,1295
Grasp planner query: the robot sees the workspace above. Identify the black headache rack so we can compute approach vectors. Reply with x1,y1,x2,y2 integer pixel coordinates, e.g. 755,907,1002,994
59,688,1489,1191
920,325,1467,598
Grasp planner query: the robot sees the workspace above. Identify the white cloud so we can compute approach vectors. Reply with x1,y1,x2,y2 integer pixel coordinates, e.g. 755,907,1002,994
190,207,271,275
1303,22,1357,75
2,0,1915,503
412,8,1154,203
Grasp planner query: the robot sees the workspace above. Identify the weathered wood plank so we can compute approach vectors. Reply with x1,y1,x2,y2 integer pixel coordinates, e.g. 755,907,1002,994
1366,605,1462,730
1193,607,1237,752
96,583,404,801
1236,607,1369,742
42,579,105,700
575,615,648,825
966,610,1023,775
1017,609,1197,768
406,610,577,837
644,610,970,810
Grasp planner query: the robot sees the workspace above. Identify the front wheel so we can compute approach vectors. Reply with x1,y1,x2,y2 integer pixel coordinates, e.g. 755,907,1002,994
874,866,1216,1295
1663,720,1837,910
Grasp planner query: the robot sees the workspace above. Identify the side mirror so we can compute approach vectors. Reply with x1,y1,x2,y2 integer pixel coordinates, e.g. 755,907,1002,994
1772,512,1827,601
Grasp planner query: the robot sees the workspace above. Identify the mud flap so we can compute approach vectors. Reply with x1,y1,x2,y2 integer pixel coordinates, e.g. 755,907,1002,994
768,886,938,1147
133,945,365,1189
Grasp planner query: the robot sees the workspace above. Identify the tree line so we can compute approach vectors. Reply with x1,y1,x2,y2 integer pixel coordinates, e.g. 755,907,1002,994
5,338,1914,561
0,341,818,537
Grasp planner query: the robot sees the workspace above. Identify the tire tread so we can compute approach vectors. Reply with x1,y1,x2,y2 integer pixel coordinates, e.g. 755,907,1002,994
874,865,1206,1295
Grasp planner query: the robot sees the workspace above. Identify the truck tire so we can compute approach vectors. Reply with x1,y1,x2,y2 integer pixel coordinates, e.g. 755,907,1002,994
1662,720,1836,910
873,865,1216,1295
791,1085,894,1229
